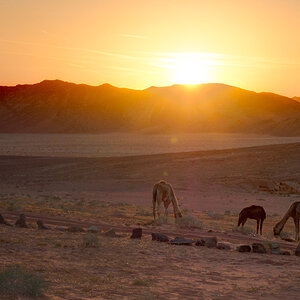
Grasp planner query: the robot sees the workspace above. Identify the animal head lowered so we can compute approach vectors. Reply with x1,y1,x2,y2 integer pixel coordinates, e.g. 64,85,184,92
273,223,281,236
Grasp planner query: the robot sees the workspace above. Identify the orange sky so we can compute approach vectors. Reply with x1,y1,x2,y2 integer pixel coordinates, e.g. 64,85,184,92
0,0,299,97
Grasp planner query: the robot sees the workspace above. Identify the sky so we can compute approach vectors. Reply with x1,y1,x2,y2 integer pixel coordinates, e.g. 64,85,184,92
0,0,299,97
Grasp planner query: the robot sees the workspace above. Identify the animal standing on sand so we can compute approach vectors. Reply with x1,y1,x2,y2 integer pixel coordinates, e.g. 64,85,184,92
273,201,300,241
238,205,266,235
152,180,183,219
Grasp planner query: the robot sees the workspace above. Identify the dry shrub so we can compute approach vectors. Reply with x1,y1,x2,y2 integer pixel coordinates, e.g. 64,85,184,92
175,215,203,228
82,233,99,248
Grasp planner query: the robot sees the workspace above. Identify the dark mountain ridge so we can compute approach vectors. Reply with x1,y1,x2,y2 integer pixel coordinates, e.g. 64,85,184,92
0,80,299,136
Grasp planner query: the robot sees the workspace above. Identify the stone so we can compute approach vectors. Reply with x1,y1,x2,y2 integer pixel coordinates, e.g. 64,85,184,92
237,245,251,252
130,228,142,239
295,243,300,256
0,214,11,226
104,229,117,237
280,250,291,256
67,226,84,232
269,243,280,255
37,220,50,230
169,237,194,245
252,243,267,254
15,214,28,228
195,237,217,248
88,226,99,233
151,232,169,242
217,242,231,250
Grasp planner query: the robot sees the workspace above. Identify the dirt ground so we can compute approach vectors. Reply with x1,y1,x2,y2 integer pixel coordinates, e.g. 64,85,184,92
0,140,300,299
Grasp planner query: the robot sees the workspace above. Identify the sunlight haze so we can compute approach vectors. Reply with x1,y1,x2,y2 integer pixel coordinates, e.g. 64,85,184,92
0,0,299,96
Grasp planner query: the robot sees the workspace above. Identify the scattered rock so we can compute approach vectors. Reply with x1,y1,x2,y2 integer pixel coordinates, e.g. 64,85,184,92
237,245,251,252
67,226,84,233
0,214,12,226
280,250,291,256
269,243,280,255
130,228,142,239
104,229,117,237
151,232,169,242
252,243,267,254
217,242,231,250
37,220,50,230
195,237,217,248
295,243,300,256
169,237,194,245
88,226,99,233
15,214,28,228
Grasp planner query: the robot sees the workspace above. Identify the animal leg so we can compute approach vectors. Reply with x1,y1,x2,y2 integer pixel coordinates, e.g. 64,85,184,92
152,199,156,219
256,220,259,234
294,217,299,241
163,200,170,217
260,219,264,235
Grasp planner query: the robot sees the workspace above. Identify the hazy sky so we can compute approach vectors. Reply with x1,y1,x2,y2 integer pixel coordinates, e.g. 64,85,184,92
0,0,299,96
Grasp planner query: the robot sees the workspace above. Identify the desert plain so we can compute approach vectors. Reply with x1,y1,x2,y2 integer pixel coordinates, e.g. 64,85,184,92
0,133,299,299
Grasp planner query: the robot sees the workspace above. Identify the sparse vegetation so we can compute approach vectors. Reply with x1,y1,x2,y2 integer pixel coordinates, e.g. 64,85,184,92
132,278,150,286
175,215,203,228
232,225,256,235
0,265,47,298
152,215,169,225
82,233,99,248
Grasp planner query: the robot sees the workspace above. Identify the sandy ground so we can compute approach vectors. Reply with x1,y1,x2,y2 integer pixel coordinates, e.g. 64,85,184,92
0,137,300,299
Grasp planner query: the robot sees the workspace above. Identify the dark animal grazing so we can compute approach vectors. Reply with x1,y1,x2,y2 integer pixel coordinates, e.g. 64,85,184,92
238,205,266,235
15,213,28,228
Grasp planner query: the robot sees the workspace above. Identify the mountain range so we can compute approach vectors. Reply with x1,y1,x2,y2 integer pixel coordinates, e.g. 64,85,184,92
0,80,299,136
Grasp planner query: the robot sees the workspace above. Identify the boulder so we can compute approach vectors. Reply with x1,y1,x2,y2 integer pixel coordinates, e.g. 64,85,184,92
169,237,194,245
269,243,280,255
295,243,300,256
280,250,291,256
217,242,231,250
237,245,251,252
252,243,267,254
195,237,217,248
88,226,99,233
37,220,50,230
0,214,11,226
130,228,142,239
151,233,169,242
15,214,28,228
67,226,84,232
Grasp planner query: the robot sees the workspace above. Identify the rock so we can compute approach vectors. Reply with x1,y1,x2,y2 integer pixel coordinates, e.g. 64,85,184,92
67,226,84,232
269,243,280,255
104,229,117,237
0,214,12,226
195,237,217,248
280,250,291,256
217,242,231,250
295,243,300,256
151,232,169,242
88,226,99,233
15,214,28,228
169,237,194,245
237,245,251,252
252,243,267,254
130,228,142,239
37,220,50,230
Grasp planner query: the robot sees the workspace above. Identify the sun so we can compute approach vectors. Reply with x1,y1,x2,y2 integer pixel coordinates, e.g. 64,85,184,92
170,53,214,85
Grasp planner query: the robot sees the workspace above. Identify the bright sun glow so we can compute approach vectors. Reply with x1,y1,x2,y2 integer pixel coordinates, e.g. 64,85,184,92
170,53,215,85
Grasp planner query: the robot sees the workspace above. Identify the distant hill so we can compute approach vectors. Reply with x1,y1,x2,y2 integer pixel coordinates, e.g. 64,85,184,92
0,80,299,136
293,96,300,103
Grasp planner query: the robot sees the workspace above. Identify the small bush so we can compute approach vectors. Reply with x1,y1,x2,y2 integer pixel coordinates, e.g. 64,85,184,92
153,216,169,225
224,210,231,216
175,215,203,229
82,233,99,248
135,208,152,216
232,225,256,235
207,211,224,220
0,265,47,298
132,278,150,286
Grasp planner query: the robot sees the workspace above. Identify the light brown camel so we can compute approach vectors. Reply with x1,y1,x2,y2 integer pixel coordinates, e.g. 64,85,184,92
152,180,183,219
237,205,266,235
273,201,300,241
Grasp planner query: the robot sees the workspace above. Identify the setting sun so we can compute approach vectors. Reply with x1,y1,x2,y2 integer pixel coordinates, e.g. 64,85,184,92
170,53,214,85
